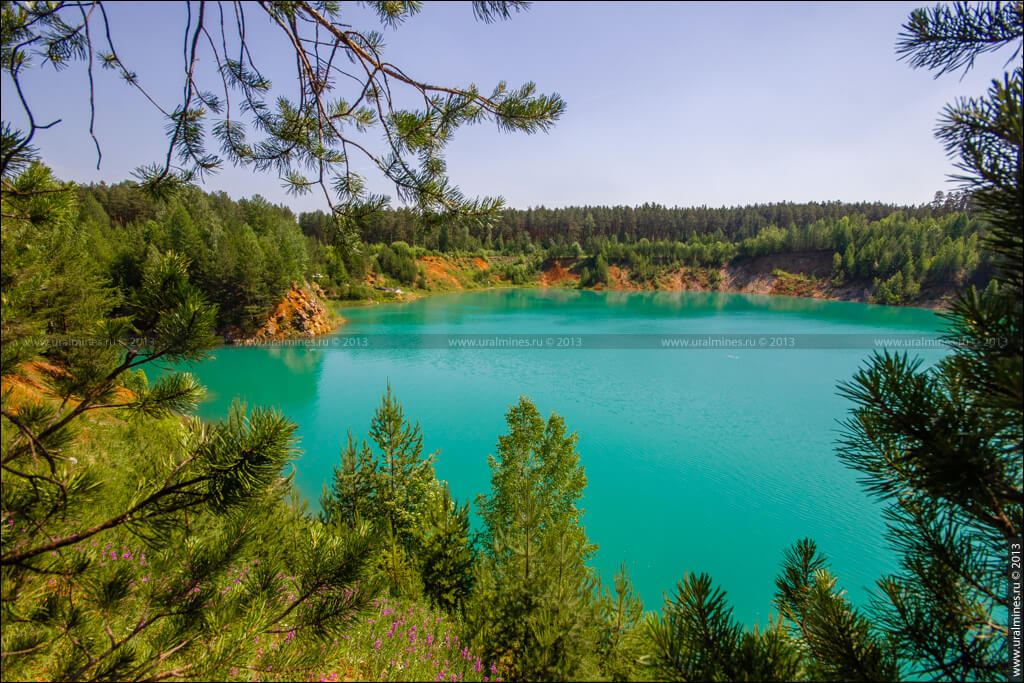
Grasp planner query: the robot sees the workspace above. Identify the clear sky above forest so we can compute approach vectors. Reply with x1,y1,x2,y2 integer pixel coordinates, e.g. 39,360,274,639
2,1,1017,212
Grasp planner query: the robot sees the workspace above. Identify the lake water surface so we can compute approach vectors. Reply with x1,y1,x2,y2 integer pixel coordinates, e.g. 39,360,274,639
176,289,947,625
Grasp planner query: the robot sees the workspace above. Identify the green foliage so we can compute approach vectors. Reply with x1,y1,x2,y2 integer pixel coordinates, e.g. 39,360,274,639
1,165,117,374
896,1,1022,76
500,258,540,285
471,266,493,286
1,175,343,334
644,539,900,682
467,397,598,681
1,185,378,680
351,199,970,251
774,540,898,681
830,251,844,285
7,165,993,334
872,271,904,305
377,243,419,285
417,487,477,614
350,200,992,303
341,282,375,300
595,563,647,681
3,3,1020,682
580,254,610,287
645,571,803,682
475,397,589,555
838,345,1019,680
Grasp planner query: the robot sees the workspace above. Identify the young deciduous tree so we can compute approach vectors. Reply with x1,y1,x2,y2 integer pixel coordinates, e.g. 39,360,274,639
467,396,599,681
320,385,441,596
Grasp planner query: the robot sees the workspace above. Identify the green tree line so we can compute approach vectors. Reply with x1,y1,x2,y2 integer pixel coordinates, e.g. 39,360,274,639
83,180,995,316
351,196,970,249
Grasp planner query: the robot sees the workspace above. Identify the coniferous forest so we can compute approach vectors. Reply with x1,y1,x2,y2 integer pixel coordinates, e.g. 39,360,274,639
1,2,1020,682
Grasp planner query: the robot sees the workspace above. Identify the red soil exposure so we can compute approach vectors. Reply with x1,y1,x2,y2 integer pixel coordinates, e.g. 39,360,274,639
418,256,462,287
603,265,644,290
243,282,336,344
1,360,66,407
416,255,490,288
540,259,579,286
2,360,138,420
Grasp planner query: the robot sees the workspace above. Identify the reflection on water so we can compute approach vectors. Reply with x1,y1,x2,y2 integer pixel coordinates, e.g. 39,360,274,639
179,345,326,411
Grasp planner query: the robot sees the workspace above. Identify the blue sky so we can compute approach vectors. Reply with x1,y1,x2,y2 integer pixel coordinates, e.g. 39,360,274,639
3,1,1017,212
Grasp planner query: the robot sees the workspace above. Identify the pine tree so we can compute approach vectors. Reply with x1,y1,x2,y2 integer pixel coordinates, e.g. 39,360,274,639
417,486,477,614
595,563,646,682
595,254,611,285
1,2,565,245
0,164,118,369
439,224,453,253
645,569,805,682
836,3,1022,680
165,203,206,273
843,243,857,276
644,539,894,682
773,540,898,681
831,251,844,284
320,432,376,528
364,385,439,546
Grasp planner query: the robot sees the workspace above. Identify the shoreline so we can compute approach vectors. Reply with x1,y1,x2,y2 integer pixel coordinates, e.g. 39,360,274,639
234,258,958,343
328,280,951,319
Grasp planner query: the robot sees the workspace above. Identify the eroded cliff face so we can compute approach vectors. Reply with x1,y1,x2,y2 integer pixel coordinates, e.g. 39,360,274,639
535,253,952,308
241,282,338,344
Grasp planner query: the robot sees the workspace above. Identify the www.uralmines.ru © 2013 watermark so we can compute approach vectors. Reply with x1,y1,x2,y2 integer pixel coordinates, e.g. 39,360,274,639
10,333,1016,351
1011,537,1022,683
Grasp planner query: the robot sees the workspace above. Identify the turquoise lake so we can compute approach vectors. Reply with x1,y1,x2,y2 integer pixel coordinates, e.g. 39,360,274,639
175,289,947,626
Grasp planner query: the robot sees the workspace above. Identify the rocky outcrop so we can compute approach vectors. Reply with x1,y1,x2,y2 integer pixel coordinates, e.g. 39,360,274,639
241,282,338,344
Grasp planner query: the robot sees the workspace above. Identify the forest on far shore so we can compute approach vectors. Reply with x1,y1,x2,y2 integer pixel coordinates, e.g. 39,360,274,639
44,177,992,336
